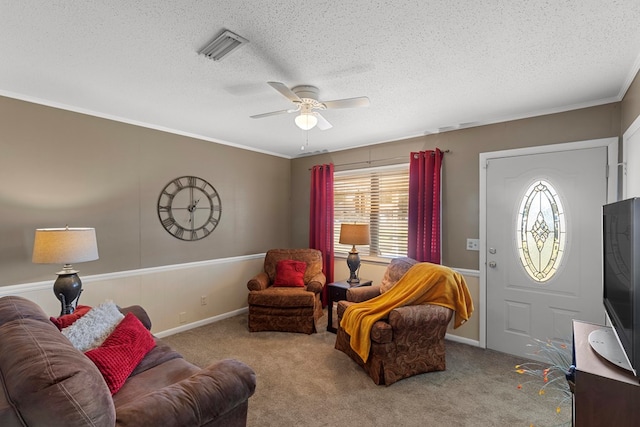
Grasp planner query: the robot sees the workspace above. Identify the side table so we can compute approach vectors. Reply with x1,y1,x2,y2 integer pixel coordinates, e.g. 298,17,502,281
326,279,372,333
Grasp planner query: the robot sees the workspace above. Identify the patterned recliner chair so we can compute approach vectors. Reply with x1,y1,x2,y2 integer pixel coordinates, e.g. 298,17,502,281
247,249,326,334
334,257,454,385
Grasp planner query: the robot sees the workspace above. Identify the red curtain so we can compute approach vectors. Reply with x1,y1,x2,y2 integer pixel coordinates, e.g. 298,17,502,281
309,163,334,306
408,149,443,263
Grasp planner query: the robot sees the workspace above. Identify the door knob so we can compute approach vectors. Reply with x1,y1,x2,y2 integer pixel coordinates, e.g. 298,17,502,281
488,261,497,268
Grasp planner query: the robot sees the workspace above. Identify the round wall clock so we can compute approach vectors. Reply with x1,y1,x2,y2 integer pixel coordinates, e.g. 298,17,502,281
157,176,222,241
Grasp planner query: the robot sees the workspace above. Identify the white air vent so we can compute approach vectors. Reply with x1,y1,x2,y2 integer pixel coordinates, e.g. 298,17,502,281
199,30,248,61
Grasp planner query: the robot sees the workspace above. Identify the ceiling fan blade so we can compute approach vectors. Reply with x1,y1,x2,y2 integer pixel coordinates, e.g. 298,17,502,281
322,96,370,109
250,109,292,119
267,81,302,103
315,113,333,130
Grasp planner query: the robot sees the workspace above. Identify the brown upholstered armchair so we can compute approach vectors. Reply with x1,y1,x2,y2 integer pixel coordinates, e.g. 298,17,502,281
247,249,326,334
334,257,454,385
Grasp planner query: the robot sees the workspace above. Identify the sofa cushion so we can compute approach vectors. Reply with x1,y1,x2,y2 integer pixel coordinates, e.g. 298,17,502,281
0,296,115,426
113,358,256,427
129,338,183,377
248,286,316,308
62,300,124,352
50,304,92,330
380,257,419,293
273,259,306,287
85,312,156,394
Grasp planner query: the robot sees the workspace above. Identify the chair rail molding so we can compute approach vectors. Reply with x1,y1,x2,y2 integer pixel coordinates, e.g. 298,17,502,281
0,254,265,335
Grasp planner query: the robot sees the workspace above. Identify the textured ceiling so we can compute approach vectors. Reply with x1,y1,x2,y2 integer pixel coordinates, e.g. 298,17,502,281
1,1,640,158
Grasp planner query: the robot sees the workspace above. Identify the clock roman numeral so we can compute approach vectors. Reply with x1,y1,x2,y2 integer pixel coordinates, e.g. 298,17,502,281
162,217,176,229
187,176,197,187
172,178,184,189
174,227,184,239
158,205,170,212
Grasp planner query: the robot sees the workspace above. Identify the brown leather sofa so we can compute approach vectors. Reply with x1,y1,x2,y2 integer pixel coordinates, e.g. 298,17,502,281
334,257,454,385
247,248,326,334
0,296,256,427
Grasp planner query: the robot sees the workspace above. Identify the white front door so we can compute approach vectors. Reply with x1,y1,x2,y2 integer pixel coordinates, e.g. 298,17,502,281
483,140,615,359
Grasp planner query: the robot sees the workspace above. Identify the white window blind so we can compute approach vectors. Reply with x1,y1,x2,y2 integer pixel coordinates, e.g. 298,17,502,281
334,164,409,258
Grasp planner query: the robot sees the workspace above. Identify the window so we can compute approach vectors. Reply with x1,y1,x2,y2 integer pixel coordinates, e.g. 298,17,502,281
516,179,566,283
334,164,409,258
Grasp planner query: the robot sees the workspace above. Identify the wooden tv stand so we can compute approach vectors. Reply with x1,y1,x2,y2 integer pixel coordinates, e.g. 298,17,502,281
573,320,640,426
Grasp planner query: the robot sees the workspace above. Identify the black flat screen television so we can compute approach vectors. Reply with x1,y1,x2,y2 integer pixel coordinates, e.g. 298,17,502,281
602,197,640,376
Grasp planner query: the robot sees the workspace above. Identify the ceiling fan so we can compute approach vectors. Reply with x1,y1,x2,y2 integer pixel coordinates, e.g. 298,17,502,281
250,82,370,130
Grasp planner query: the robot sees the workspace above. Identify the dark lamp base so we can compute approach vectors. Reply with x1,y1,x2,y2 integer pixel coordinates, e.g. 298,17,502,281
53,272,83,316
346,250,361,284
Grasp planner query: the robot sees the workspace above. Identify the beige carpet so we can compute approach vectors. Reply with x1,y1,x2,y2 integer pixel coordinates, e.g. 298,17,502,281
162,309,571,427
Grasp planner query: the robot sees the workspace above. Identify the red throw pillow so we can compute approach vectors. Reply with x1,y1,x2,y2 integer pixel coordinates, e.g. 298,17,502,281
85,312,156,394
50,305,92,330
273,259,307,287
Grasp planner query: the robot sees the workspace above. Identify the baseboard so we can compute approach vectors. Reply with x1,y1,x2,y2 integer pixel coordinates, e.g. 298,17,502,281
154,307,249,338
156,309,481,347
446,333,480,347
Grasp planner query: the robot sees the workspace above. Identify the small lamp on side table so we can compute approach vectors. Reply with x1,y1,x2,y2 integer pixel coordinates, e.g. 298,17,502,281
339,223,370,283
32,226,99,316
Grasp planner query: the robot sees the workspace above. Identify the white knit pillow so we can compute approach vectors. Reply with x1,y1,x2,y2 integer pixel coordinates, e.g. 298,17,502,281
62,301,124,352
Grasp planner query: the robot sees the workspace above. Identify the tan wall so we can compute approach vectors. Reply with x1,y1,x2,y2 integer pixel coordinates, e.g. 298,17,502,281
0,96,291,287
622,71,640,133
291,103,621,271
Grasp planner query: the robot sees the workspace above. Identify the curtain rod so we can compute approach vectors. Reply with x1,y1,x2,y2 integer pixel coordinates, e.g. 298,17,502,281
319,149,450,169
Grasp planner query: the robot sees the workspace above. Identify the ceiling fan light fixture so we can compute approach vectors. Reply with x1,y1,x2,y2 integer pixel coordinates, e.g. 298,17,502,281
295,113,318,130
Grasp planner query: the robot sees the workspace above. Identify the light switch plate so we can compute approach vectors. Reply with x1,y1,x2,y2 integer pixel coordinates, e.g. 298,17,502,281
466,238,480,251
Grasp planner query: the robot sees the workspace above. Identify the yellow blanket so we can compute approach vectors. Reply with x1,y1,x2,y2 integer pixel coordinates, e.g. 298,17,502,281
340,262,474,362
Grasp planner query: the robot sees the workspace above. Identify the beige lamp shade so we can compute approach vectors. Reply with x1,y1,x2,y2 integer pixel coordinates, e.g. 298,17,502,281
32,227,99,265
339,223,370,245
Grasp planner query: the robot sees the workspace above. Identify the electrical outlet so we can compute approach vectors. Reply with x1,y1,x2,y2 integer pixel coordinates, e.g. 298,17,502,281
466,238,480,251
201,295,207,306
179,312,187,324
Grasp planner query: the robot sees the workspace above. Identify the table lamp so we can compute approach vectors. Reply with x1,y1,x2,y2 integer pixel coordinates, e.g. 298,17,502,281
32,226,99,316
339,223,370,283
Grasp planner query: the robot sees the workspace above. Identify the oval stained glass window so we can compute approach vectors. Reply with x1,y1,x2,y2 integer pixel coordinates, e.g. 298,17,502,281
516,180,566,283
